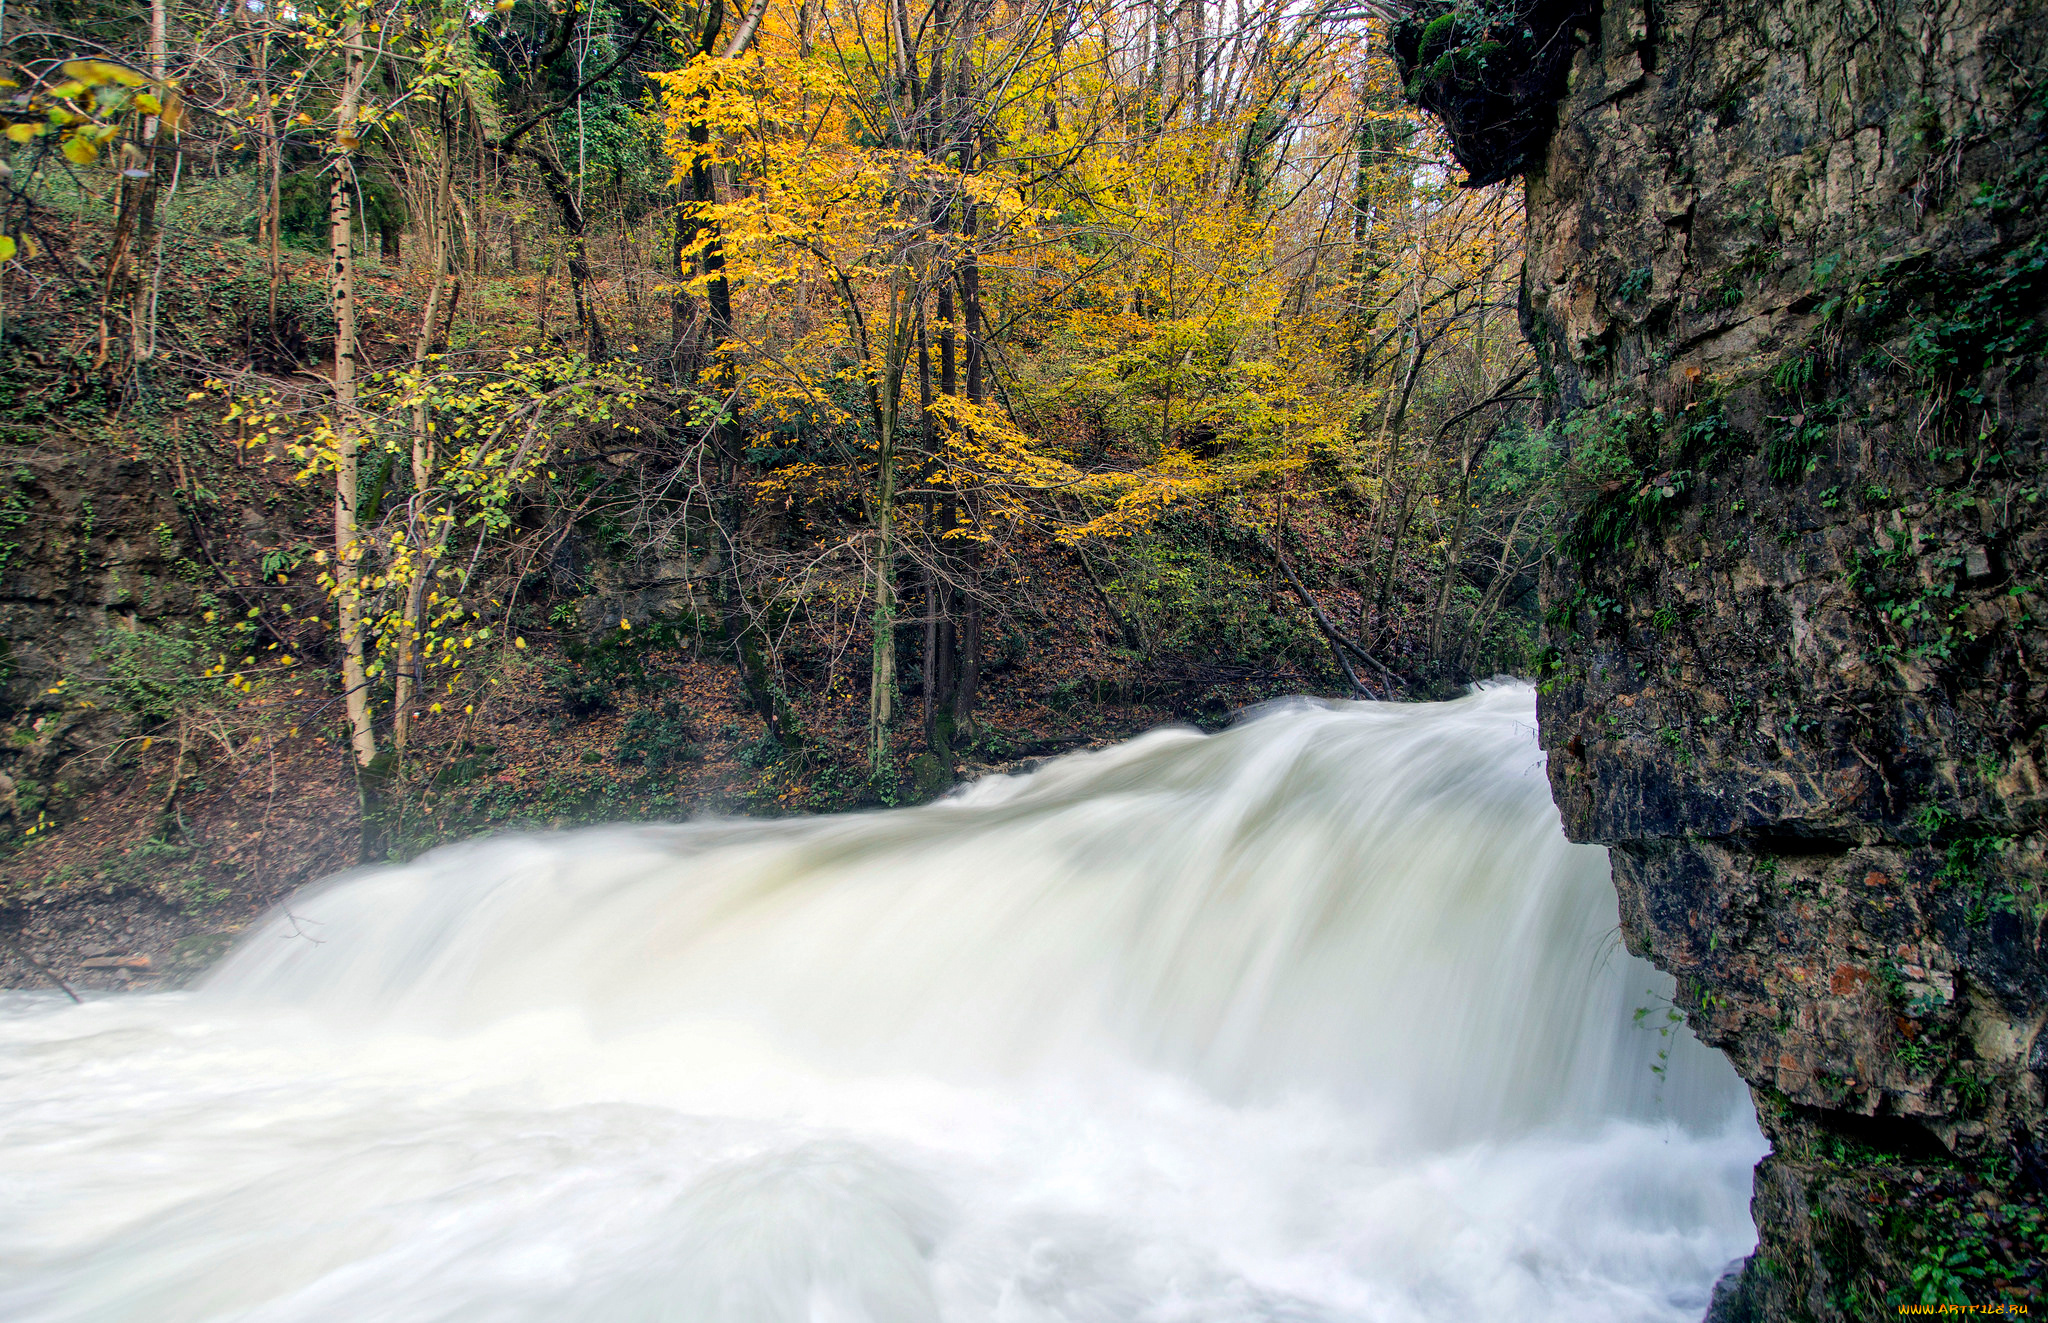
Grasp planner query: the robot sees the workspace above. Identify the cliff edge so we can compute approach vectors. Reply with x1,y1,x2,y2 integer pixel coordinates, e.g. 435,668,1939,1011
1399,0,2048,1310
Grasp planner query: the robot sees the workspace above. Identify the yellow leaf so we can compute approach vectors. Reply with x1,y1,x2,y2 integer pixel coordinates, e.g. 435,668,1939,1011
0,236,14,264
619,617,631,630
62,134,98,165
62,60,147,88
134,93,162,115
5,123,39,144
514,636,526,649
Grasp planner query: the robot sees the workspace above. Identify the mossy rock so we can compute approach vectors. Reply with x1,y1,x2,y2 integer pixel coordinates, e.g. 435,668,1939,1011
906,752,953,804
1392,0,1600,187
169,929,238,971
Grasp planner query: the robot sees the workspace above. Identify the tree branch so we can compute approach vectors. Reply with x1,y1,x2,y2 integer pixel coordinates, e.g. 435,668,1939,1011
494,13,658,154
1264,536,1403,698
722,0,773,57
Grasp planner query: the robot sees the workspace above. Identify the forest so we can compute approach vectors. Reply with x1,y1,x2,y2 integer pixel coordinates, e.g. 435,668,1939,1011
0,0,1559,914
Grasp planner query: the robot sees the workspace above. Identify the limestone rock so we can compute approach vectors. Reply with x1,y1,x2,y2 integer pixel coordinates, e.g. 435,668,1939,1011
1409,0,2048,1309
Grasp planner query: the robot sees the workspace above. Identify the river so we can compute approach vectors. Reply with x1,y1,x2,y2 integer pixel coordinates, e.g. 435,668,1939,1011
0,684,1763,1321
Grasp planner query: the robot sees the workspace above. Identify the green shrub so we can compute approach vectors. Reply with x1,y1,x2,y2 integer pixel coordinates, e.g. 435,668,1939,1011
615,701,704,772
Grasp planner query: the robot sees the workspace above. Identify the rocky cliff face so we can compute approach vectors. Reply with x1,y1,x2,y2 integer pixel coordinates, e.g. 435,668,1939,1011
1402,0,2048,1311
0,446,210,818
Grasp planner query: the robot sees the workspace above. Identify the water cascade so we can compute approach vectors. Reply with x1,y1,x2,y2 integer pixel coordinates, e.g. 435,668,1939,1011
0,685,1764,1321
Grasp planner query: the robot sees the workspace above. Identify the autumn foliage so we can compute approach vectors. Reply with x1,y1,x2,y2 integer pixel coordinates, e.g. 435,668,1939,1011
0,0,1554,861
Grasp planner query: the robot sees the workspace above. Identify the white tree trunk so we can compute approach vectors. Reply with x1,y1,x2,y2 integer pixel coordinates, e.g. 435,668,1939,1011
331,12,377,769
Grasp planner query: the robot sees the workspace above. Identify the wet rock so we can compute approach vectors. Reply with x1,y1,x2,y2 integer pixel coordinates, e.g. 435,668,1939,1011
169,931,237,969
1703,1257,1760,1323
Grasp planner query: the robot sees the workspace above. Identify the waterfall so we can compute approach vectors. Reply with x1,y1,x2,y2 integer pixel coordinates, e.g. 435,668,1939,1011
0,684,1763,1322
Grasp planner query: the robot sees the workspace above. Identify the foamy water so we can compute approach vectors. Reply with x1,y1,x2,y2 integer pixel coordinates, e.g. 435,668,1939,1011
0,686,1762,1321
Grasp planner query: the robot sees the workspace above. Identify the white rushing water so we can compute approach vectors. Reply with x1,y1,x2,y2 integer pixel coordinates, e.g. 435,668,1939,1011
0,684,1763,1322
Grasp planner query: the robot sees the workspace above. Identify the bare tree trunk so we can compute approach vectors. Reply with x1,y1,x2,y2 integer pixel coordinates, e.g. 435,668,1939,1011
472,129,487,277
915,313,940,750
920,564,941,747
129,0,167,364
1427,449,1475,667
666,0,733,372
392,97,456,758
537,238,556,340
1453,499,1532,673
90,0,169,373
681,0,790,743
521,143,608,361
1147,0,1168,130
239,6,284,328
868,281,913,772
951,154,985,736
923,59,961,753
1374,482,1418,622
1267,537,1400,698
330,12,377,772
91,165,144,371
668,176,694,372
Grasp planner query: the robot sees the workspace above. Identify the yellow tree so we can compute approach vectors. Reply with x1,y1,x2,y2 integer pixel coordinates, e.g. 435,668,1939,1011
660,39,1000,769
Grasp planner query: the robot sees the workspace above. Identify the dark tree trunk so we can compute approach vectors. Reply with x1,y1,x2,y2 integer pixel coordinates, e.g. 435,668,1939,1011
520,143,608,361
952,183,985,733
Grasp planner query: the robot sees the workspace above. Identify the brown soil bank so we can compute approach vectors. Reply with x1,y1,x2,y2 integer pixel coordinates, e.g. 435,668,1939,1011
1394,0,2048,1311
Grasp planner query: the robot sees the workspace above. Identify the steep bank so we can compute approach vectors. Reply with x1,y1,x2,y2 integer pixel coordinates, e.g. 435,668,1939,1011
5,6,1556,992
0,249,1362,996
1398,0,2048,1310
